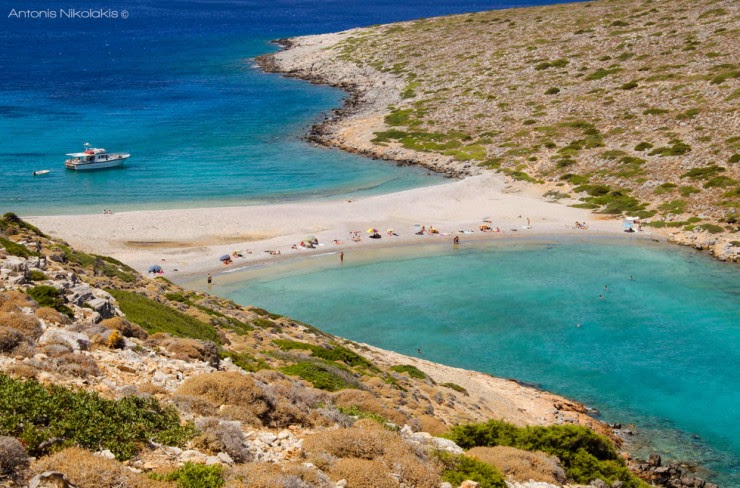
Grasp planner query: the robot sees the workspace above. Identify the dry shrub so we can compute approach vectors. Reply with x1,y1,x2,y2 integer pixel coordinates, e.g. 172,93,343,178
333,389,407,426
137,382,168,396
0,327,27,353
100,316,147,339
304,420,439,487
35,306,71,325
414,414,449,436
0,291,37,312
466,445,566,484
0,312,42,339
4,362,39,379
193,417,251,463
329,458,397,488
48,352,101,378
153,337,219,368
176,371,270,425
0,436,29,482
303,422,399,461
226,462,332,488
31,447,170,488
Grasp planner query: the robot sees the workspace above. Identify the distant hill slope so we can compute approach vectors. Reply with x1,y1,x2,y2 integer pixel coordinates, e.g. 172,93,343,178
259,0,739,261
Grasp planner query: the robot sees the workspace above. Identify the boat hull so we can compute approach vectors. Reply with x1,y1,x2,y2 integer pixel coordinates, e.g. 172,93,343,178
65,154,129,171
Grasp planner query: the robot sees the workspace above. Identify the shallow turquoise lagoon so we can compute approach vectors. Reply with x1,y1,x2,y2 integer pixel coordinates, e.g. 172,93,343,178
202,237,739,486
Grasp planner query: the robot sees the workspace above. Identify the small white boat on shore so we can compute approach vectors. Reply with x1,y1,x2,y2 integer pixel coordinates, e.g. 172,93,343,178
65,143,129,171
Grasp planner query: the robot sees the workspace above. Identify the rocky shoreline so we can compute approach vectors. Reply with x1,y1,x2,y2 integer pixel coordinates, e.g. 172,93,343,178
255,34,478,179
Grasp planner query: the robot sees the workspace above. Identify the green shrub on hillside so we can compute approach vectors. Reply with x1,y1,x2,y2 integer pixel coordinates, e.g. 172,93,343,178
0,213,47,237
55,244,137,283
107,289,221,343
444,420,648,488
151,463,224,488
390,364,428,379
0,374,193,460
273,339,377,372
0,237,38,258
437,451,506,488
281,361,359,392
27,285,73,317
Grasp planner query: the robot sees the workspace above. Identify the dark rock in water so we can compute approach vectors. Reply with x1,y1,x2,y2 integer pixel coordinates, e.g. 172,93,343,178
611,422,623,429
650,453,662,467
629,456,717,488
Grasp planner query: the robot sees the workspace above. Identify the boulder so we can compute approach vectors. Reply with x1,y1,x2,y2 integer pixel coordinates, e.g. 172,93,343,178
86,298,115,319
649,453,662,467
29,471,79,488
68,285,95,306
38,329,90,351
2,256,28,272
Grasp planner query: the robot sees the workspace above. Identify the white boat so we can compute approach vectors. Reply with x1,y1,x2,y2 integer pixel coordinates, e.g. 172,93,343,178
33,170,50,176
65,143,129,171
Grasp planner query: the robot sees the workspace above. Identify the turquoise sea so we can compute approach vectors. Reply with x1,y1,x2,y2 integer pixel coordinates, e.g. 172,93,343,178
202,238,740,486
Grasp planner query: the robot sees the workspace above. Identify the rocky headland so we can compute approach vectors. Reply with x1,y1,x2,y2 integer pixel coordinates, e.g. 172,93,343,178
256,0,739,262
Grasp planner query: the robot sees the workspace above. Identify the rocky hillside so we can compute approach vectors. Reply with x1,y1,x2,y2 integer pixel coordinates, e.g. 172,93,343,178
257,0,739,261
0,213,718,488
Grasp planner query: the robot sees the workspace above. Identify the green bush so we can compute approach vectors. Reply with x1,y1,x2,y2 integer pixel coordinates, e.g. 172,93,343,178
0,213,47,237
0,237,38,258
699,223,724,234
441,382,469,395
437,451,506,488
658,200,686,214
336,405,388,425
681,165,725,180
649,141,691,157
545,87,560,95
250,307,283,320
634,142,653,151
704,176,736,188
654,182,677,195
281,362,358,392
107,289,221,343
218,350,268,373
28,270,47,281
273,339,377,371
152,463,224,488
0,374,193,460
444,420,647,487
389,364,428,379
55,244,137,283
27,285,73,317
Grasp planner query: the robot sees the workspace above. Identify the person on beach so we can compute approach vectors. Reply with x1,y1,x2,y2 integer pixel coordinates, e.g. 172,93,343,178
453,236,459,245
340,251,344,264
207,273,212,285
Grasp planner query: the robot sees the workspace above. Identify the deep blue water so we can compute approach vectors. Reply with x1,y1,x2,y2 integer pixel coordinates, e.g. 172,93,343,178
1,0,576,214
205,238,740,486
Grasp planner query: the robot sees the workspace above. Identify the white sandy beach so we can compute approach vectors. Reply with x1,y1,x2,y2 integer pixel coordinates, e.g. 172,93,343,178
26,172,647,283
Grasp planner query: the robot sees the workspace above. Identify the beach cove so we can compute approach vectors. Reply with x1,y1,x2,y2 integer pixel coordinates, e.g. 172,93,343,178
5,0,738,485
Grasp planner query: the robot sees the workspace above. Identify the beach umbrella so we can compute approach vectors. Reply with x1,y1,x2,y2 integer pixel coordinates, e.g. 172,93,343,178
367,228,379,233
219,254,230,262
305,235,316,242
147,265,161,273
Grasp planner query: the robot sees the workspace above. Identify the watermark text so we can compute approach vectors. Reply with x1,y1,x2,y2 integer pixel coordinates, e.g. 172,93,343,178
8,8,129,19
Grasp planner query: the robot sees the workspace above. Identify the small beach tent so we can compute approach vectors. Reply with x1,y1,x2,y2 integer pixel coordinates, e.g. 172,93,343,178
147,265,161,273
219,254,231,262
